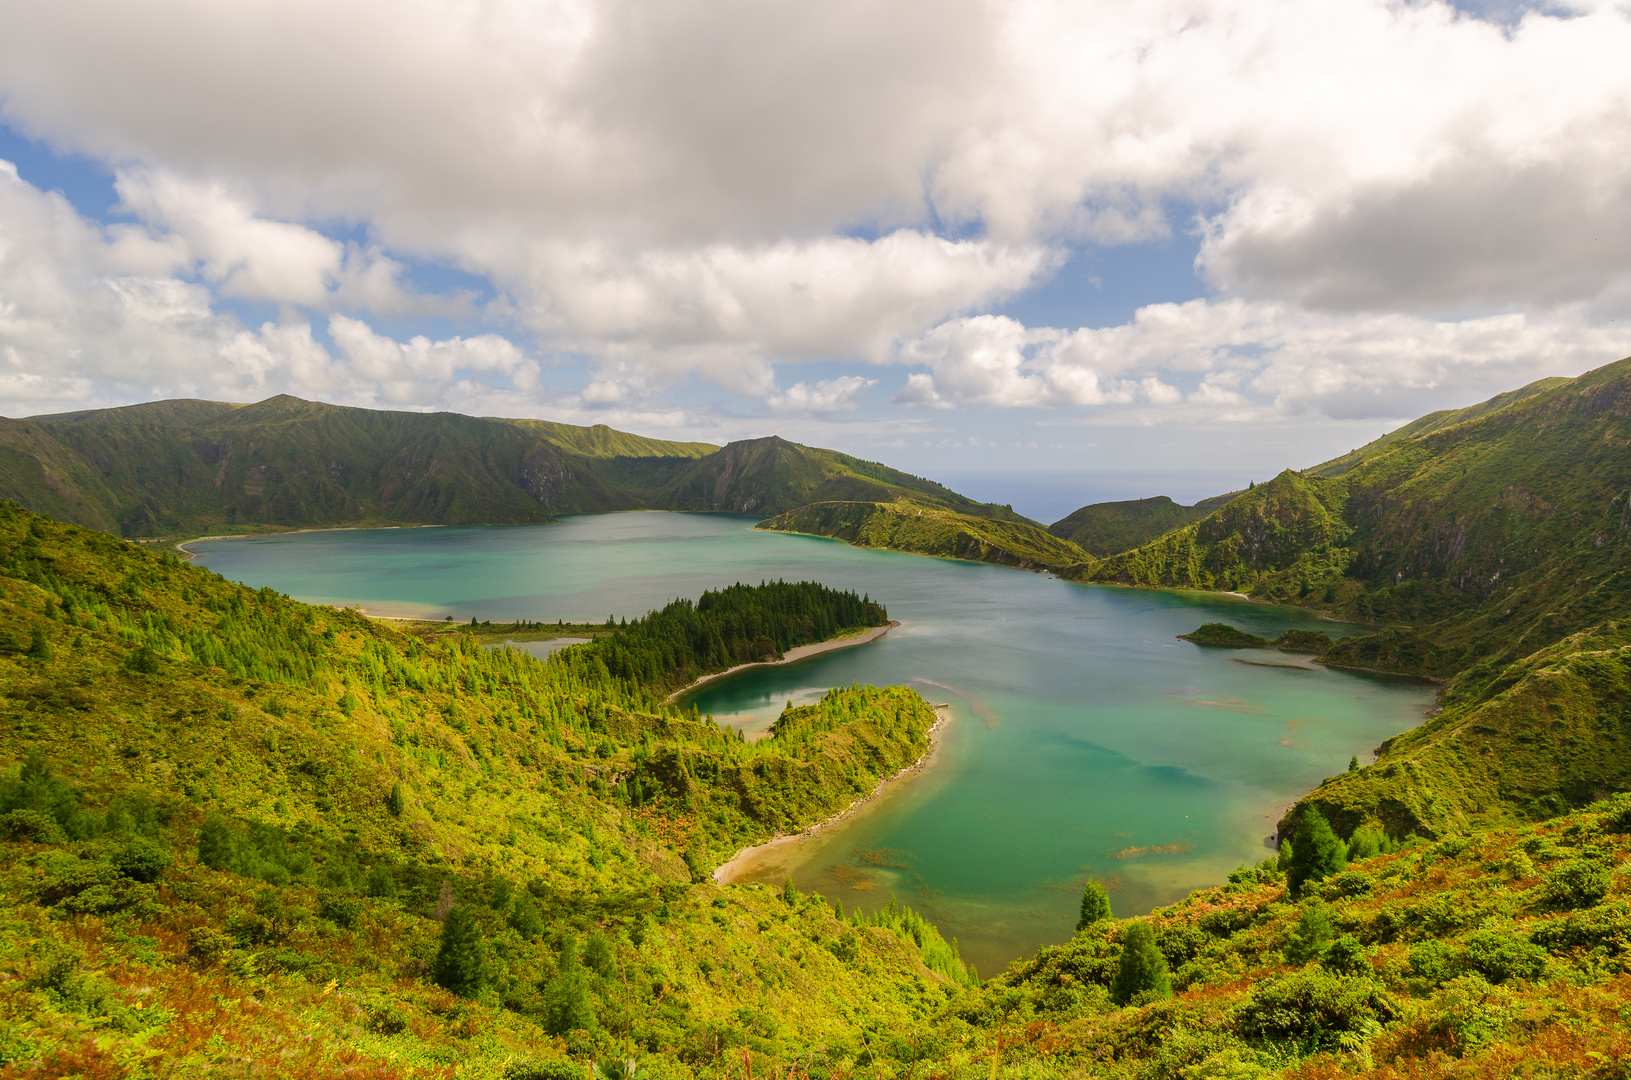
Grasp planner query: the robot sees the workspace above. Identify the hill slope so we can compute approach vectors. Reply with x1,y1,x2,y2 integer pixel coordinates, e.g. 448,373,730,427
1047,491,1241,558
0,397,1024,543
11,499,1631,1078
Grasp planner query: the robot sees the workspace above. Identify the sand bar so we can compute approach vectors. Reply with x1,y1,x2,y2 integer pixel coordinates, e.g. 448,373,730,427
711,701,949,885
665,621,900,705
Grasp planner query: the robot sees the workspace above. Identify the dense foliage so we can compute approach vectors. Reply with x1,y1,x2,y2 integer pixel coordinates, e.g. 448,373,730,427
583,581,888,695
757,500,1091,574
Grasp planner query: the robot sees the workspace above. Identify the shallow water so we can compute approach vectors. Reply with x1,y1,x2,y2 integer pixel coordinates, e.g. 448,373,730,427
190,513,1432,975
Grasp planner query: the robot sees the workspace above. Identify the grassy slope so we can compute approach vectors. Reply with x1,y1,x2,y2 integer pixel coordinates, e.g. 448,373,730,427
756,500,1094,574
2,399,1026,546
0,503,968,1076
1047,493,1250,558
11,504,1631,1077
1092,355,1631,837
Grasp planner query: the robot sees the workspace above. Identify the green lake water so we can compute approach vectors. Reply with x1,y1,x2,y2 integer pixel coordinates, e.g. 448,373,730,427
188,512,1432,975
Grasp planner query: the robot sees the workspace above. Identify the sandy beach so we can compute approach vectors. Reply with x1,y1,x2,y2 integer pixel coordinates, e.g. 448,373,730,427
664,621,900,704
711,701,949,885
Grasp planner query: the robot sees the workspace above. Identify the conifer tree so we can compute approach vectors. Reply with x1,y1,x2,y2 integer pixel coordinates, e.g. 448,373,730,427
1110,922,1171,1006
544,935,597,1034
432,904,488,998
197,812,236,871
1077,881,1112,931
782,876,799,906
1284,898,1335,963
1285,808,1348,899
385,782,404,817
26,625,49,662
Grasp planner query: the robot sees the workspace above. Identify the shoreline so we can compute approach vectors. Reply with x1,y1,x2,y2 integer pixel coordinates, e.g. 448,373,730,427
711,702,950,885
664,621,900,705
174,523,446,562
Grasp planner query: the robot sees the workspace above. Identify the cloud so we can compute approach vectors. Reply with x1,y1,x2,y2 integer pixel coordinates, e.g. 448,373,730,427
898,300,1626,419
767,376,877,414
3,0,1631,418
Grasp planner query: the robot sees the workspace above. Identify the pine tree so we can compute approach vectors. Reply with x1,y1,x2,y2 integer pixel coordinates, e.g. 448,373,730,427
385,782,404,817
1077,880,1112,931
544,936,597,1034
1285,808,1348,899
1284,898,1335,963
1110,922,1171,1006
197,812,236,871
26,625,50,662
432,904,488,998
782,876,799,906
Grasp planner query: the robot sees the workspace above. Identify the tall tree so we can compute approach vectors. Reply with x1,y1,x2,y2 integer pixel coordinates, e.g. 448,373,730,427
1285,808,1348,900
1077,881,1112,931
432,904,488,998
1110,922,1171,1006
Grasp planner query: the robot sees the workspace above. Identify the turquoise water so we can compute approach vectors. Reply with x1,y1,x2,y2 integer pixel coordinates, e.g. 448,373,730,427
189,513,1432,974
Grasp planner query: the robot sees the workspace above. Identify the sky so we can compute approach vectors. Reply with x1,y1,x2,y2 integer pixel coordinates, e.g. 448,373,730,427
2,0,1629,521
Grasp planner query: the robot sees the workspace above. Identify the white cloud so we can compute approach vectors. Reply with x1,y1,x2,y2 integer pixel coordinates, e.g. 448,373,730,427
2,0,1631,424
898,300,1626,419
767,376,877,414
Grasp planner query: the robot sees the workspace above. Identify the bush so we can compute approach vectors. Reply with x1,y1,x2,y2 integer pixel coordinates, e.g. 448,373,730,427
1319,870,1375,900
1539,859,1612,910
0,809,65,843
111,836,171,883
318,893,365,929
1233,969,1397,1045
1321,935,1369,974
1407,939,1458,983
504,1060,584,1080
1111,922,1171,1006
1457,931,1548,984
124,645,158,674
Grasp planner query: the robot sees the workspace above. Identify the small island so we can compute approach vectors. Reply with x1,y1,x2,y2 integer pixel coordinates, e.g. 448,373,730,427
1180,622,1333,652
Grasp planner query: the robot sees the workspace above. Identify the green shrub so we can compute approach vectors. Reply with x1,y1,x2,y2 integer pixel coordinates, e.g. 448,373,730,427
504,1060,585,1080
1530,901,1631,955
110,836,171,883
0,809,65,843
1320,935,1369,974
1232,969,1396,1045
1407,939,1458,983
1457,931,1548,984
1539,859,1612,910
318,893,365,929
1319,870,1375,900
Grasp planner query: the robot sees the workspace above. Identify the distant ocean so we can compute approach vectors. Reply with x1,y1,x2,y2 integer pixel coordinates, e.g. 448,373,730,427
932,471,1251,526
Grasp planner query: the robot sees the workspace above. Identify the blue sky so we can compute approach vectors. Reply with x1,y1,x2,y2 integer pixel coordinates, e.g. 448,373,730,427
1,0,1627,521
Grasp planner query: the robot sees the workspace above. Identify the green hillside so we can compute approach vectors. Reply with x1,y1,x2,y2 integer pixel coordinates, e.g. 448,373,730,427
1047,491,1242,558
757,500,1094,574
11,500,1631,1077
1095,355,1631,838
0,398,1022,541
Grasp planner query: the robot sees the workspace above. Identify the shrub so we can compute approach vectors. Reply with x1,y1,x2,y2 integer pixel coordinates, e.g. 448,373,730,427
1346,825,1394,862
504,1060,584,1080
385,782,404,818
1456,931,1548,984
1321,935,1369,975
1233,969,1397,1045
584,932,616,978
0,809,65,843
1407,939,1458,983
1539,859,1612,910
318,893,365,929
111,836,171,883
1111,922,1171,1006
509,890,545,939
1320,870,1375,900
124,645,158,674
